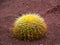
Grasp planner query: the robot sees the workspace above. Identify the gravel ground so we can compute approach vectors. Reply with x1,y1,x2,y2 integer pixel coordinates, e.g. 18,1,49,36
0,0,60,45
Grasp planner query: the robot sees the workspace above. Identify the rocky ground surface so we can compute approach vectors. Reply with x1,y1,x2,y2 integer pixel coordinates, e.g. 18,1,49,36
0,0,60,45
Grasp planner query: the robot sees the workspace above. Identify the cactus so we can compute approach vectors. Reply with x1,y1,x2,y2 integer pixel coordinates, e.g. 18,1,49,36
13,13,47,41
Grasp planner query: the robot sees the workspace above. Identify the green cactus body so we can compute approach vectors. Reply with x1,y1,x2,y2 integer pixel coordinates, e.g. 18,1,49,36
13,13,47,41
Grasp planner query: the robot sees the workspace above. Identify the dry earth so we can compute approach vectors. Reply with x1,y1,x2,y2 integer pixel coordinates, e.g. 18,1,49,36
0,0,60,45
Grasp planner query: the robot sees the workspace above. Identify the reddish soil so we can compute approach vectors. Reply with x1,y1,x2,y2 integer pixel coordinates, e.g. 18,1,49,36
0,0,60,45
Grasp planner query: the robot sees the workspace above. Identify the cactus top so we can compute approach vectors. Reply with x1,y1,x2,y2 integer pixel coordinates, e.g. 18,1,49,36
15,13,45,24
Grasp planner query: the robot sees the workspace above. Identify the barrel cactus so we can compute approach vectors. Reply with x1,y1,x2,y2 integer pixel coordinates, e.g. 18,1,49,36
13,13,47,41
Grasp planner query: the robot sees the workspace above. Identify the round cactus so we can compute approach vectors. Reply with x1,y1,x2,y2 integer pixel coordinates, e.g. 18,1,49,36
13,13,47,41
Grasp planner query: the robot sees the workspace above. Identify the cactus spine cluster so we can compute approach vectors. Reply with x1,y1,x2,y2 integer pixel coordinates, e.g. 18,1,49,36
13,13,47,41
